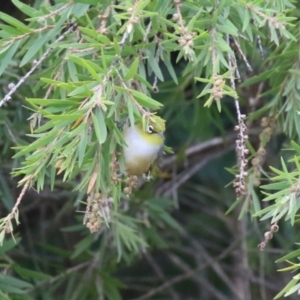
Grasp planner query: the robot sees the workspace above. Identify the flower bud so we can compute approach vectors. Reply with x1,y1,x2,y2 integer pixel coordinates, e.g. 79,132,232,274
271,224,279,232
264,231,273,241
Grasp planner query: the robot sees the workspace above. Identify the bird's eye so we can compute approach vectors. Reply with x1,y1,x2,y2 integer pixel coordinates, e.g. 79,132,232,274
147,125,154,133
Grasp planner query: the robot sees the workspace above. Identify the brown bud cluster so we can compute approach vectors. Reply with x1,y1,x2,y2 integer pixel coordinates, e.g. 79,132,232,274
110,152,121,185
178,32,196,48
85,193,113,233
233,116,249,196
259,117,275,144
251,117,275,187
123,175,138,196
172,0,196,51
257,223,279,251
212,74,225,100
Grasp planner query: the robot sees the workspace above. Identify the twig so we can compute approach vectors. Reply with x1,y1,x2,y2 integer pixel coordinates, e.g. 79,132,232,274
169,254,230,300
157,147,234,197
231,37,253,72
246,4,286,30
143,21,152,43
26,262,89,292
37,2,73,22
4,122,18,145
130,240,238,300
1,179,31,241
0,23,78,107
257,35,264,60
0,26,54,49
227,34,249,196
144,251,180,300
161,133,238,168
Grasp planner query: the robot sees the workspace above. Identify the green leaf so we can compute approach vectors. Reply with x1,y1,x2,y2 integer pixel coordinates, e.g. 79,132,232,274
146,49,164,81
44,114,83,121
27,99,79,108
239,70,273,87
274,278,298,299
131,89,163,109
74,0,100,4
11,0,38,17
20,34,51,67
124,57,139,81
92,108,107,144
115,87,162,109
242,9,250,32
71,234,94,259
0,12,31,32
276,249,300,263
13,132,56,158
14,265,51,281
162,52,178,84
0,24,23,35
0,40,21,76
78,127,88,167
0,274,33,290
0,290,10,300
68,55,102,81
20,16,67,66
0,237,20,255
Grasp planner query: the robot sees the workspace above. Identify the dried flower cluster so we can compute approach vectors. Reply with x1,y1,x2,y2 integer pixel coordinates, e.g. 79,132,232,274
83,151,140,231
250,117,275,187
259,116,275,144
233,116,249,195
172,0,196,60
176,31,196,48
123,175,138,196
212,74,225,100
227,43,249,197
257,223,279,250
85,193,113,233
110,152,121,185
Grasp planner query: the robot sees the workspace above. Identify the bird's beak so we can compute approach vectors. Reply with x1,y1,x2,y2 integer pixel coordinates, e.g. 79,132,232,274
156,132,165,139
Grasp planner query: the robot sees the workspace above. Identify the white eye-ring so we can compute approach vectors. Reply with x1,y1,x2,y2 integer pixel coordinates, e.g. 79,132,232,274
147,125,154,133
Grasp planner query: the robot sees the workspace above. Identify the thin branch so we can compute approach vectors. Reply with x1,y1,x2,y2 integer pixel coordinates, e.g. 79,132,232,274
257,35,264,60
1,179,31,242
26,262,90,292
246,4,286,30
130,240,238,300
157,147,234,197
231,37,253,72
169,254,230,300
0,23,78,107
161,132,237,168
226,34,249,196
144,251,180,300
37,2,74,22
0,26,54,48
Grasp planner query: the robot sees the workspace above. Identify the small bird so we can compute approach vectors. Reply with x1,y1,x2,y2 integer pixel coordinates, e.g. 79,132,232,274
123,116,165,176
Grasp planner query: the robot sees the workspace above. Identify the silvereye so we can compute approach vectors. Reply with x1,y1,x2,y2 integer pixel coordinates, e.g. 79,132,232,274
123,116,165,176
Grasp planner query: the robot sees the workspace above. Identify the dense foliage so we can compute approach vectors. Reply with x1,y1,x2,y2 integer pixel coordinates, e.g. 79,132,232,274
1,0,300,299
